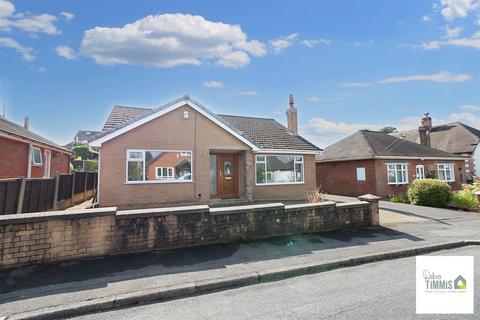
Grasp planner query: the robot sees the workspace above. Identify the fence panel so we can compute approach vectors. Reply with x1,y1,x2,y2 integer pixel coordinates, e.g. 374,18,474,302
0,179,20,215
22,178,55,213
74,172,86,194
86,172,96,190
58,174,73,201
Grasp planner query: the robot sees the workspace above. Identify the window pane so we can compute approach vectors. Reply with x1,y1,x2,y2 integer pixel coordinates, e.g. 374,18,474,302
256,155,265,162
145,151,192,181
210,155,217,195
33,149,42,164
388,169,396,183
438,169,446,181
295,156,303,162
266,155,294,183
256,163,266,184
295,163,304,182
128,161,144,181
128,151,143,159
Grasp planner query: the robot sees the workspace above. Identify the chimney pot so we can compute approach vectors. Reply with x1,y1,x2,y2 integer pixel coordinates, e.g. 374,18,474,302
24,116,30,130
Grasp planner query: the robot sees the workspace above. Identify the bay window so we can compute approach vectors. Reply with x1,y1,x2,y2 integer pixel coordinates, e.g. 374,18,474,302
126,150,192,183
256,155,304,185
387,163,408,185
437,163,454,182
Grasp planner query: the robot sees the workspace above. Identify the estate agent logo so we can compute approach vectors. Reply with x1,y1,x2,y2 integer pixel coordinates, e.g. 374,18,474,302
416,256,474,314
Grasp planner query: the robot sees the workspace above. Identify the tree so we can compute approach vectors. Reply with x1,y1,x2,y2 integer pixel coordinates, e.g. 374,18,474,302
379,126,397,134
72,145,94,160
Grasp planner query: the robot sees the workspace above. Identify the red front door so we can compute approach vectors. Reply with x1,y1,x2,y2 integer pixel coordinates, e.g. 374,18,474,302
217,153,239,199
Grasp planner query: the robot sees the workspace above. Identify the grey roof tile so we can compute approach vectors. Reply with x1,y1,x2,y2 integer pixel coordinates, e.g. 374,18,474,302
319,130,463,161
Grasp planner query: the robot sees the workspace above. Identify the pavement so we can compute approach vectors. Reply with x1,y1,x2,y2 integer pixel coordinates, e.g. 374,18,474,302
1,198,479,319
71,246,480,320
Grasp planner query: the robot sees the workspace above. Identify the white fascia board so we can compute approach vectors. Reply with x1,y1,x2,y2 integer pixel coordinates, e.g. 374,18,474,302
254,149,321,155
90,99,258,150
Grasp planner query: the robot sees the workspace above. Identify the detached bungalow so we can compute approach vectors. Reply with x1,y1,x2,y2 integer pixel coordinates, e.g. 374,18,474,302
90,95,321,209
0,116,71,179
315,130,465,198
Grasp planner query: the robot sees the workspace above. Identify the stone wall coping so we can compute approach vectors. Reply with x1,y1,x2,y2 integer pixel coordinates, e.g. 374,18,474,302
209,202,285,215
116,205,210,218
284,201,336,210
0,207,117,225
336,201,370,208
358,194,381,201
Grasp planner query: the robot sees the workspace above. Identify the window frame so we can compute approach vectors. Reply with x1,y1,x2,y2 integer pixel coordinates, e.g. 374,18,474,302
155,167,174,180
255,154,305,186
31,146,42,166
386,163,409,185
415,165,425,179
125,149,194,184
356,167,366,181
437,163,455,182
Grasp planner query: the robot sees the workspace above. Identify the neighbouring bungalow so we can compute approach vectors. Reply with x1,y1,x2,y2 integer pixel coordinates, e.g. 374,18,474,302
90,95,321,209
394,113,480,182
315,130,465,198
0,116,71,179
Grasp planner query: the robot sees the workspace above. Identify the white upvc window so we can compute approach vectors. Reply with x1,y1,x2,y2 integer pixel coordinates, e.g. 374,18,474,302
255,155,304,185
437,163,455,182
415,165,425,179
356,167,366,181
126,150,193,183
387,163,408,185
156,167,174,179
32,147,42,166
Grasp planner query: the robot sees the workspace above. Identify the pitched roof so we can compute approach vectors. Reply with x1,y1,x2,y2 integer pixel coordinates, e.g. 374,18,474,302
75,130,102,142
394,122,480,154
0,117,71,153
102,106,151,131
318,130,464,162
93,96,321,152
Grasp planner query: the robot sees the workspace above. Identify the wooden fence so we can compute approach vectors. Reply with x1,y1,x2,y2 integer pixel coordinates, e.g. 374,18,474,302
0,172,98,215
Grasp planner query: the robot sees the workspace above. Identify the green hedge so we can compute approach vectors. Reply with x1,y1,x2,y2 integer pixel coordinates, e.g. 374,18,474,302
407,179,452,208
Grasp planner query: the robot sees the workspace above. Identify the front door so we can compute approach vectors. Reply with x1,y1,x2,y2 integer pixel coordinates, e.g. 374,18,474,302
217,153,238,199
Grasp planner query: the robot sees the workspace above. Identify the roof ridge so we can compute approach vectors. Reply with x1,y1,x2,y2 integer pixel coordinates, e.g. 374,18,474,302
358,130,377,155
217,114,275,121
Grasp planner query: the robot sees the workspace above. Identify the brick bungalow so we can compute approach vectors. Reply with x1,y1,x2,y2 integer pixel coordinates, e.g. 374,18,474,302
0,116,71,179
90,95,321,209
315,130,465,198
394,113,480,182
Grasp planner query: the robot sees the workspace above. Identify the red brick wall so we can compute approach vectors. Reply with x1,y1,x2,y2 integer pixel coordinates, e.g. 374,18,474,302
316,159,377,197
316,158,464,199
0,136,70,179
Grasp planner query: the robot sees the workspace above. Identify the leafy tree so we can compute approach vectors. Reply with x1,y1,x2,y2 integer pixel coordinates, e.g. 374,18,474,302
379,126,397,134
72,145,94,160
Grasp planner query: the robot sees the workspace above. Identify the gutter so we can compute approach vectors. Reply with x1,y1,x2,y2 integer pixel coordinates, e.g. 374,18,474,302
0,130,73,155
316,155,467,163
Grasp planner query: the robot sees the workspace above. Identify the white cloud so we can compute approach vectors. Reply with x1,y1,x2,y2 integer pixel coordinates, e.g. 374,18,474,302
444,24,463,37
307,93,352,103
80,13,266,68
461,104,480,111
377,71,471,83
300,38,331,47
340,82,372,88
440,0,479,21
0,37,35,61
60,12,75,22
55,45,77,60
34,66,47,72
0,0,59,35
421,15,432,21
423,32,480,49
352,40,374,47
230,91,259,96
203,80,224,89
269,33,298,53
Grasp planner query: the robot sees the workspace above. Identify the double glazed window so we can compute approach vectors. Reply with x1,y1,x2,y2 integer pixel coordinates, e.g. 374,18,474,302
256,155,304,185
437,163,454,182
387,163,408,185
32,147,42,166
127,150,192,183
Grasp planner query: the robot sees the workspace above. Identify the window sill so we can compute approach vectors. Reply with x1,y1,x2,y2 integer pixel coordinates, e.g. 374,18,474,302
125,180,195,185
255,182,305,186
32,164,42,167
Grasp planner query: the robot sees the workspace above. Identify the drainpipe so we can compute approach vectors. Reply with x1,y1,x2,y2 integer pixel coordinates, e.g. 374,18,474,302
27,144,32,178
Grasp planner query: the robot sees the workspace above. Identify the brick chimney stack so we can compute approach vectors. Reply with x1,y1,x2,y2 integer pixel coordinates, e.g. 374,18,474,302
24,116,30,130
419,112,431,147
286,94,298,134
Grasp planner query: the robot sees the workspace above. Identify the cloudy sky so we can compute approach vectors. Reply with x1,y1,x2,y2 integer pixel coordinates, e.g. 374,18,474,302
0,0,479,147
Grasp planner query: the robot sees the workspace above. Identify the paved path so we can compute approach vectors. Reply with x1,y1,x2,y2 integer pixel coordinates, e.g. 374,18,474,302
1,200,479,318
72,246,480,320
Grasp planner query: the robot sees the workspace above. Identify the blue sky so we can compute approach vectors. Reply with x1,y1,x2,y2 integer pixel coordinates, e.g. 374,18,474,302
0,0,479,147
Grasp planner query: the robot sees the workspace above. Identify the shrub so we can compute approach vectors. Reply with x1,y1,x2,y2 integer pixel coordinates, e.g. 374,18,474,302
451,189,479,210
407,179,452,207
306,187,325,203
389,193,410,204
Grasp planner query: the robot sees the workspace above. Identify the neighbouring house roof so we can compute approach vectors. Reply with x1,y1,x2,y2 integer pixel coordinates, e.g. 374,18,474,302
0,117,71,154
393,122,480,155
317,130,465,162
75,130,102,142
91,95,321,152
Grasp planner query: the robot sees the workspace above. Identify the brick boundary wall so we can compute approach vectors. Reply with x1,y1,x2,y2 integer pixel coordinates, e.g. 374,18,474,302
0,195,380,269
